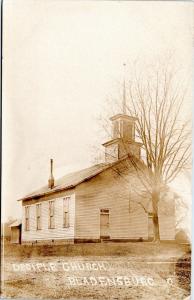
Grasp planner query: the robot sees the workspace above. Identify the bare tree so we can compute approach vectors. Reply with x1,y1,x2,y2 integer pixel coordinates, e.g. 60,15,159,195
119,60,192,241
95,58,191,242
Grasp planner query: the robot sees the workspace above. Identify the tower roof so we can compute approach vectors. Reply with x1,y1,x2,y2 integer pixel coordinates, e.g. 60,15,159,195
110,114,138,122
102,138,142,147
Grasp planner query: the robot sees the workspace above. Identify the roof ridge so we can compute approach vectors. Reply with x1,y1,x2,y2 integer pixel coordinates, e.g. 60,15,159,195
17,156,140,202
17,161,113,201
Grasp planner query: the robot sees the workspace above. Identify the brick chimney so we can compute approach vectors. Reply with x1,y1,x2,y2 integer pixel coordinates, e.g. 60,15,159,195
48,159,54,189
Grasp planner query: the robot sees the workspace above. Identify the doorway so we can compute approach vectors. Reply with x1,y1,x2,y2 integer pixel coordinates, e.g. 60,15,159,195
100,209,110,239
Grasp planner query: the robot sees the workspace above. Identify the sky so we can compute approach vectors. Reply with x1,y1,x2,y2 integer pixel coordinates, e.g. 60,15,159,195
2,1,193,223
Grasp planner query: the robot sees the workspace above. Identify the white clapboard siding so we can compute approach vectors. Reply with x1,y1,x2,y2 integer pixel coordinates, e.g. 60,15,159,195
158,196,175,240
22,194,75,242
158,207,175,240
75,168,148,240
159,216,175,240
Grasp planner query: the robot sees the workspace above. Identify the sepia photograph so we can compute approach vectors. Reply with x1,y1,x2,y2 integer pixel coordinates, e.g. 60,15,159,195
1,1,192,299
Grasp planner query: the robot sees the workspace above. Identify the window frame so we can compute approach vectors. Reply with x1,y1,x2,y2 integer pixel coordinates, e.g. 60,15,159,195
48,200,55,229
113,120,119,138
25,206,30,231
123,122,133,140
36,203,42,230
63,196,70,228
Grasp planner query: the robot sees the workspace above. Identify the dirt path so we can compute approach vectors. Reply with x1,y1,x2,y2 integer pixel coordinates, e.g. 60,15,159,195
1,255,190,299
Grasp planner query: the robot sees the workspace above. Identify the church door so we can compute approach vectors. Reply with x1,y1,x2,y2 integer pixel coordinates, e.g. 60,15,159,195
100,209,110,239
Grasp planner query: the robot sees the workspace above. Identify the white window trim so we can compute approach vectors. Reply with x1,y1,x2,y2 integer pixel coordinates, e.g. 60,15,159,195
48,200,55,229
36,203,42,230
25,205,30,231
63,196,70,228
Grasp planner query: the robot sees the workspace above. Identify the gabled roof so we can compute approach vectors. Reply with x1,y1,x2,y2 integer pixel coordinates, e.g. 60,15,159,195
110,114,138,122
9,220,22,227
18,160,122,202
18,155,145,202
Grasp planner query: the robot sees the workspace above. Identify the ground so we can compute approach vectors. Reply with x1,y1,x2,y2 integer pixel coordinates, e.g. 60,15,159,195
1,241,191,300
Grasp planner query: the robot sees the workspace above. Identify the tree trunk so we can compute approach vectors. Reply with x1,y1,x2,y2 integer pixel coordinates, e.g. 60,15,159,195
152,190,160,242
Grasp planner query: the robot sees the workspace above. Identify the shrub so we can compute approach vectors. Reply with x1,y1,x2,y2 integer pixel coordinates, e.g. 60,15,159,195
175,229,190,244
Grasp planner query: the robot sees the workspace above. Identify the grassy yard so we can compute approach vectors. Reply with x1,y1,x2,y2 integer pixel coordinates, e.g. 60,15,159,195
1,241,191,299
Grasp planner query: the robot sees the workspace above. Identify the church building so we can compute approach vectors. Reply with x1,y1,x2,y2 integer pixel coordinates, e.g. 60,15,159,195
18,108,175,244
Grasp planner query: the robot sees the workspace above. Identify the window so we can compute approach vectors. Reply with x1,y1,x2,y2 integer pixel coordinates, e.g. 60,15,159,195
36,203,41,230
25,206,30,231
63,197,70,227
113,121,119,138
49,201,55,229
123,122,133,140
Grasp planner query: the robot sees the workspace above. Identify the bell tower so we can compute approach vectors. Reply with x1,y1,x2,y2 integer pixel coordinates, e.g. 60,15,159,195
111,114,136,141
102,63,142,163
102,114,142,163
